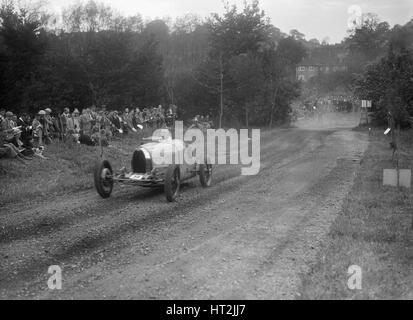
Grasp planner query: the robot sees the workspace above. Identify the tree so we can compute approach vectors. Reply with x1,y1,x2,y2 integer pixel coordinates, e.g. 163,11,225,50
321,37,330,45
0,0,313,127
62,1,143,33
345,13,390,71
206,0,271,126
308,38,320,47
355,48,413,126
208,0,269,58
228,53,264,126
262,41,303,127
289,29,305,41
0,1,48,111
276,36,307,66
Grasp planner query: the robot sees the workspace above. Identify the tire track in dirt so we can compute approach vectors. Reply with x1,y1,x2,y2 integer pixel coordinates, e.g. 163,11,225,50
0,129,317,243
41,130,366,299
0,129,331,298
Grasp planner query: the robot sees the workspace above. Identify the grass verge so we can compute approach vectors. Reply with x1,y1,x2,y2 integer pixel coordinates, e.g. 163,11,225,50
300,128,413,299
0,130,151,206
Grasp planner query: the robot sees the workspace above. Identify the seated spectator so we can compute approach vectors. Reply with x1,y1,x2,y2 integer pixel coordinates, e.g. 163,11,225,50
0,129,31,162
1,111,15,134
17,113,32,140
17,113,34,155
1,111,24,148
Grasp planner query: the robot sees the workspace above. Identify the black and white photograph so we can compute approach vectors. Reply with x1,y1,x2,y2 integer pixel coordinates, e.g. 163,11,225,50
0,0,412,304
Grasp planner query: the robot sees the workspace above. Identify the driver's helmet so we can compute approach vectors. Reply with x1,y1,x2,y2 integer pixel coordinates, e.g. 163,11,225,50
152,128,172,141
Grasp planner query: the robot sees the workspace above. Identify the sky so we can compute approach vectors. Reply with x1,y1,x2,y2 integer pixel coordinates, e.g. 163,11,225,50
46,0,413,43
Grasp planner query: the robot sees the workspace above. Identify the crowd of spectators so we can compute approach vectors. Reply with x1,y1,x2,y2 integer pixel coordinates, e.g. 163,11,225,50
189,114,214,130
0,104,178,162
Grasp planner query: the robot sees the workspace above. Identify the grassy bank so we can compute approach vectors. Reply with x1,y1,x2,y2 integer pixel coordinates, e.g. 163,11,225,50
0,131,150,206
300,128,413,299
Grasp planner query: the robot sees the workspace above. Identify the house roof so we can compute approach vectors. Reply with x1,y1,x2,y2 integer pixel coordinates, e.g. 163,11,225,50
297,54,346,67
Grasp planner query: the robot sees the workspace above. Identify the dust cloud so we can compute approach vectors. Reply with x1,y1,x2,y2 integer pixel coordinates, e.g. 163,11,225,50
294,112,362,131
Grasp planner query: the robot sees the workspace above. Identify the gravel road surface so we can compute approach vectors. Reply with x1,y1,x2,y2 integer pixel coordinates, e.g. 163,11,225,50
0,113,369,299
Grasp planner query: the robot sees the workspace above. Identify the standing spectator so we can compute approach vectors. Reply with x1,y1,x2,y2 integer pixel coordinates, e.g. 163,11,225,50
80,108,92,136
12,114,18,127
157,105,165,128
32,111,45,146
110,111,122,134
205,115,214,129
50,110,61,139
44,108,54,141
97,110,113,139
72,109,80,130
72,109,81,143
66,111,74,134
124,108,136,132
59,108,70,140
37,109,51,144
0,109,5,132
90,105,98,127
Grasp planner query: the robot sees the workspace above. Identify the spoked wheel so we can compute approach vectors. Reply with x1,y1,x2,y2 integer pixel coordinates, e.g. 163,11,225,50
94,160,114,198
199,164,212,187
165,165,180,202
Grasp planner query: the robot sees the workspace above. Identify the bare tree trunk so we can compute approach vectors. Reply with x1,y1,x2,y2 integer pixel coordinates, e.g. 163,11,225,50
219,54,224,129
269,86,279,128
245,105,249,127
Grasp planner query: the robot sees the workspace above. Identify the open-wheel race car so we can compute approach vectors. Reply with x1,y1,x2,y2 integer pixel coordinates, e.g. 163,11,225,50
93,129,212,202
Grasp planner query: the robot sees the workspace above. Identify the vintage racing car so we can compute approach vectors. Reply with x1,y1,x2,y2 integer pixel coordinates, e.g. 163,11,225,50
93,129,212,202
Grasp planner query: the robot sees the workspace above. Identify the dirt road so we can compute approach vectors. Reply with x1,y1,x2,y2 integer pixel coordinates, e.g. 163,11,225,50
0,113,369,299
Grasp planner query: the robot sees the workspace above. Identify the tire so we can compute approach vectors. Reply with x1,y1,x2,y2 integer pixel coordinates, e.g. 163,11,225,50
199,164,212,187
94,160,114,198
165,165,180,202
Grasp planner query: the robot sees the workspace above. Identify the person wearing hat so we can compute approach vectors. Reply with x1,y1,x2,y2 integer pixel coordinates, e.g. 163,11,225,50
1,111,13,132
44,108,56,140
31,111,45,146
59,108,70,140
71,109,80,143
0,109,5,128
1,112,21,145
72,109,80,128
0,134,28,162
65,110,75,142
109,110,121,133
17,113,33,149
38,110,52,145
80,108,92,136
90,105,97,127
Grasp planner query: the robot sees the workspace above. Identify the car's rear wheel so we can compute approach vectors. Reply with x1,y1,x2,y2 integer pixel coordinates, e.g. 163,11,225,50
165,165,180,202
94,160,114,198
199,164,212,187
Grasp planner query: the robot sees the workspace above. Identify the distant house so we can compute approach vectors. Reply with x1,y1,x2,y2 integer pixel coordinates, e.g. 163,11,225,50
296,55,348,82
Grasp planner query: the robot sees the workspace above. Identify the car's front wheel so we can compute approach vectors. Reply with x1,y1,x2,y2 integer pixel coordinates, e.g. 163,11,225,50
94,160,114,198
165,165,180,202
199,164,212,187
